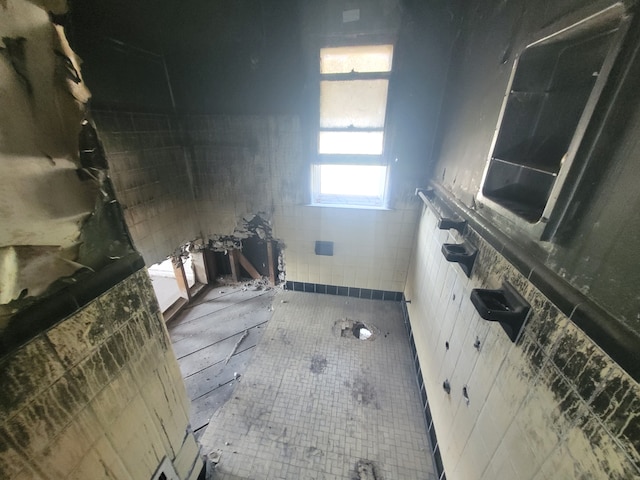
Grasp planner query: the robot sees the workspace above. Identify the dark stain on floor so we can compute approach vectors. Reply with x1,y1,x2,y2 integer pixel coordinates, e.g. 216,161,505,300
310,354,328,374
349,376,380,409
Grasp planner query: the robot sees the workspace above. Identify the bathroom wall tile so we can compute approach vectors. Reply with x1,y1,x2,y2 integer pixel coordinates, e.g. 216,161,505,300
404,204,640,480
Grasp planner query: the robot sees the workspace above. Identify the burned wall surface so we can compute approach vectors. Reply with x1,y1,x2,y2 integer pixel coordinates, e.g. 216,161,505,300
430,0,640,334
0,0,93,310
0,270,202,480
186,114,419,292
1,3,202,480
64,0,457,293
92,111,201,266
66,0,174,112
0,0,138,343
405,204,640,479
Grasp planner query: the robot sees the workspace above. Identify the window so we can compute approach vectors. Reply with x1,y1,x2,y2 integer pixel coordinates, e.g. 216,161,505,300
478,5,630,237
311,44,394,208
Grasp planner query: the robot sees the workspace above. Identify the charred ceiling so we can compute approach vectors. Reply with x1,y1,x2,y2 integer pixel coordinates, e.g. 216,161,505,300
65,0,305,113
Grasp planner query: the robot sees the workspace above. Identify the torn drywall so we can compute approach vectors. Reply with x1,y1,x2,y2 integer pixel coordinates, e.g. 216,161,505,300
206,212,273,252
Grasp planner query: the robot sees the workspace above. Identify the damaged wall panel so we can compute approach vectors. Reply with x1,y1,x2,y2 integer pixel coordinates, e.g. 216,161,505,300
0,2,93,249
0,0,136,341
92,110,201,266
0,4,202,480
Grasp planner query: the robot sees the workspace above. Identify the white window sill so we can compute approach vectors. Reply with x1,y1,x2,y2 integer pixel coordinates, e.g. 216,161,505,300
307,203,392,211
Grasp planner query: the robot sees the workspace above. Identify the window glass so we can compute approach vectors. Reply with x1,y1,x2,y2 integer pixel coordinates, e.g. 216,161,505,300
320,79,389,129
318,131,384,155
319,165,387,197
320,45,393,74
314,44,393,207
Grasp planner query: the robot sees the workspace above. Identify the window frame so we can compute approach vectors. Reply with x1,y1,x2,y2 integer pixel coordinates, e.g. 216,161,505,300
311,43,395,209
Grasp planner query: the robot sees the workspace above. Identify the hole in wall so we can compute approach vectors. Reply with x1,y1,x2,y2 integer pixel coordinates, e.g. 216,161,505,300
205,213,285,284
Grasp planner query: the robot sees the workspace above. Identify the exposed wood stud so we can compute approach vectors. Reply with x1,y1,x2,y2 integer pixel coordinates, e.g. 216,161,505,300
237,251,262,280
266,241,275,285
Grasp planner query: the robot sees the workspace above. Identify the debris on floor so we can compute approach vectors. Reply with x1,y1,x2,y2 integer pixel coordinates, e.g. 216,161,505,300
354,322,372,340
354,460,380,480
209,450,222,464
224,329,248,365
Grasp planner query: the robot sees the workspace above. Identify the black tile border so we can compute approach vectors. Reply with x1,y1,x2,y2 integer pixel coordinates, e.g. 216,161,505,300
425,182,640,383
401,296,447,480
284,281,402,302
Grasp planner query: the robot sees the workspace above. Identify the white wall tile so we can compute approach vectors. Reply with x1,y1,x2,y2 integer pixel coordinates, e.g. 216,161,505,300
404,204,640,480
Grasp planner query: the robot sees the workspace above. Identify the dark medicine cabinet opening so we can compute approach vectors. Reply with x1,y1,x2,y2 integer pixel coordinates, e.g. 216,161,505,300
479,4,631,236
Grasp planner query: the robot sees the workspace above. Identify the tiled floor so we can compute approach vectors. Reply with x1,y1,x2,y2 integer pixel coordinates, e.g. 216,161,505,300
200,291,436,480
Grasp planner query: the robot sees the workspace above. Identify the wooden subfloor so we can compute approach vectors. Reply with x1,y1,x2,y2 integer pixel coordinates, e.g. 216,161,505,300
167,282,276,439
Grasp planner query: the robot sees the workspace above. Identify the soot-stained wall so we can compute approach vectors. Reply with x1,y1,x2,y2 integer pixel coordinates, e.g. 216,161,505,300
431,0,640,334
92,111,201,266
1,3,202,479
73,0,459,292
67,0,174,112
164,0,304,114
187,113,418,292
0,271,202,480
405,204,640,479
407,0,640,478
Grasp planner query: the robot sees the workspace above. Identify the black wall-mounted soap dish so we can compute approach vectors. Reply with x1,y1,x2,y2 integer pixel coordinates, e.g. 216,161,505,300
415,188,466,234
441,242,478,277
470,281,531,342
438,217,466,234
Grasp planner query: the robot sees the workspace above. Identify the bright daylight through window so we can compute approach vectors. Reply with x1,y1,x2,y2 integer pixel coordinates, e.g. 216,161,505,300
312,44,393,208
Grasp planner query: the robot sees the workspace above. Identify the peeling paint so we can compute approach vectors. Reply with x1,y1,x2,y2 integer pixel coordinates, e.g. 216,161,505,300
0,0,135,342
